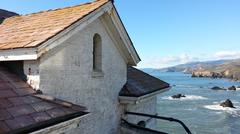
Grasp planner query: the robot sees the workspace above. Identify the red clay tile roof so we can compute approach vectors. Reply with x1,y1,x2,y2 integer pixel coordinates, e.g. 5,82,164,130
0,0,109,50
0,66,87,134
119,67,170,97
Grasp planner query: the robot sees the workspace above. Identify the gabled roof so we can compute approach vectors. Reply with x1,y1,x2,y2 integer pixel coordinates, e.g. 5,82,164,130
0,0,140,65
0,0,108,50
119,67,170,98
0,66,87,134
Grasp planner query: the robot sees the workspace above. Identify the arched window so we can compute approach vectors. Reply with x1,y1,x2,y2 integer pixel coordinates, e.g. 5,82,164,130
93,34,102,72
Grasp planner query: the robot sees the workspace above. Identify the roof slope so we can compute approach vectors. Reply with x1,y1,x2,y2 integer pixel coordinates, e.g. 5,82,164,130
0,0,108,50
119,67,170,97
0,66,87,134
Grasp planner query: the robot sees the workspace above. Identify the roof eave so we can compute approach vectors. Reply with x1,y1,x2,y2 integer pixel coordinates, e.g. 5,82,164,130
119,87,171,104
0,48,38,61
17,112,89,134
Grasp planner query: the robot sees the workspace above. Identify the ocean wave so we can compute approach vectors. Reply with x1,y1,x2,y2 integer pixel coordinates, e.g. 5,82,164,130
204,104,240,117
162,95,208,101
184,107,197,111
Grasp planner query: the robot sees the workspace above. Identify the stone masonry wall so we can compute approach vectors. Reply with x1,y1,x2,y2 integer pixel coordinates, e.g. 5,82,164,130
38,18,127,134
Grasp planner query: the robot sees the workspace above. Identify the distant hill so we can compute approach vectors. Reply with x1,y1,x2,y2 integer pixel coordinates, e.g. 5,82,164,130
0,9,18,23
192,59,240,80
158,59,228,73
158,59,240,80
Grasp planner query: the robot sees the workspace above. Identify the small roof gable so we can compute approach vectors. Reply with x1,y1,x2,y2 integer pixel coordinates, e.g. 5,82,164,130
0,0,108,50
0,66,87,133
119,67,170,97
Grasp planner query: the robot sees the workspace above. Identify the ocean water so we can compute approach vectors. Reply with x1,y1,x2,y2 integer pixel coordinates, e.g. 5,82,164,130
149,71,240,134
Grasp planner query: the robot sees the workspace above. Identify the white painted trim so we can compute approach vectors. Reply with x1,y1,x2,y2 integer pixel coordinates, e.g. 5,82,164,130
31,113,89,134
110,7,141,65
36,1,140,65
99,14,129,63
0,48,37,61
36,2,113,58
119,87,171,104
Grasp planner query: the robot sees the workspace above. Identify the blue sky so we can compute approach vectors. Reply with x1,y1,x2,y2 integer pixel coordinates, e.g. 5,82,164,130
1,0,240,68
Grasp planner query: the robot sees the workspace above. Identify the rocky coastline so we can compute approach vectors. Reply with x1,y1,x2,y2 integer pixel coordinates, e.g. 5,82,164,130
191,70,240,81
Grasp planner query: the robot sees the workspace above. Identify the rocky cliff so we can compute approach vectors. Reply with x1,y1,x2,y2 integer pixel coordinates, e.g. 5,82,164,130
191,59,240,81
158,59,240,81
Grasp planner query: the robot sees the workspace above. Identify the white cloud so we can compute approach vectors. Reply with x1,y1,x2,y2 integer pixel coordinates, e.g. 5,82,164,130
138,50,240,69
138,54,199,68
214,51,240,59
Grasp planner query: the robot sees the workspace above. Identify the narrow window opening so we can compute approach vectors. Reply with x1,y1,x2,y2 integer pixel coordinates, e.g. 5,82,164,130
93,34,102,72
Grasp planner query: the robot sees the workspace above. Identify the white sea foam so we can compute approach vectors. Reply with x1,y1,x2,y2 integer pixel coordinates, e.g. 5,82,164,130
162,95,207,101
204,104,235,111
204,104,240,117
185,107,197,111
236,87,240,90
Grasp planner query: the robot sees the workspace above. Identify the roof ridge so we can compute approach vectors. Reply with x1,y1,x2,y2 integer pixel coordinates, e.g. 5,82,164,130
5,0,108,20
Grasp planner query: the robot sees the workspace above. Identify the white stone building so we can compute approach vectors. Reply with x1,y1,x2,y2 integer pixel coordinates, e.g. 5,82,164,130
0,0,170,134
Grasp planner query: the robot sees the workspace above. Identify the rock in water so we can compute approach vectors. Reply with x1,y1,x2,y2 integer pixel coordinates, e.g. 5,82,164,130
211,86,226,91
171,94,186,99
220,99,235,108
228,86,236,91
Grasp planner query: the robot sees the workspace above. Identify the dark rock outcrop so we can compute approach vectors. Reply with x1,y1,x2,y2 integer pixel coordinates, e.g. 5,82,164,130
228,86,236,91
171,94,186,99
192,71,224,79
220,99,235,108
211,86,226,91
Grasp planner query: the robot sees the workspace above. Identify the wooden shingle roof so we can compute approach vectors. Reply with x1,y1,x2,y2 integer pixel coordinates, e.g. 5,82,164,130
0,65,87,134
0,0,108,50
119,67,170,97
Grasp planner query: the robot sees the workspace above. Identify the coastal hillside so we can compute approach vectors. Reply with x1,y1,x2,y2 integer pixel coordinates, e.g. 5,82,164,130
159,59,240,80
192,59,240,80
0,9,18,23
159,60,228,73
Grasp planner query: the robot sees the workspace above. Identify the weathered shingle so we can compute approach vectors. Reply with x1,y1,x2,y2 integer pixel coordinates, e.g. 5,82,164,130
0,65,87,133
0,0,109,50
119,67,170,97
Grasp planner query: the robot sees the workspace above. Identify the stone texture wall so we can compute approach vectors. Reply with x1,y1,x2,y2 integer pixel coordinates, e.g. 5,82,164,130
38,18,127,134
22,17,158,134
